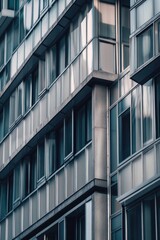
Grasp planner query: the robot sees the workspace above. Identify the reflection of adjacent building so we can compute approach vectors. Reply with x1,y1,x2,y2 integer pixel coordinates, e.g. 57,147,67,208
2,0,159,240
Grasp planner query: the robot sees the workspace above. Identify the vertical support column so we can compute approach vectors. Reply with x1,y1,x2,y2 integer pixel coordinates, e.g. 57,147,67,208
85,200,92,240
92,192,108,240
92,84,108,179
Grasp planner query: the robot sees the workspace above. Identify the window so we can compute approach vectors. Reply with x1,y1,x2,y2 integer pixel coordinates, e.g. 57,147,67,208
39,58,46,93
23,152,37,197
46,225,58,240
65,113,73,157
111,175,121,214
47,131,56,175
111,213,122,240
0,37,4,68
25,75,32,113
9,90,16,126
9,83,23,126
25,0,33,34
71,18,79,60
0,181,7,219
23,158,30,197
17,83,23,118
127,192,160,240
13,17,19,51
75,99,92,152
132,87,141,153
30,150,37,192
155,75,160,138
40,0,48,12
32,66,38,105
158,21,160,52
13,165,20,202
8,0,16,9
142,79,153,143
37,140,45,180
56,124,64,168
99,41,116,73
157,192,160,239
33,0,39,24
6,27,13,62
137,26,153,67
143,196,156,240
66,209,85,240
50,45,57,84
119,94,131,162
8,173,13,212
110,106,117,172
127,204,141,240
3,101,9,136
20,8,25,43
58,33,69,75
0,173,13,219
100,2,116,39
0,111,3,141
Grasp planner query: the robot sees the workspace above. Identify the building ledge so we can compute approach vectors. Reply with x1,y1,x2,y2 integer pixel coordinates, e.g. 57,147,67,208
13,178,107,240
0,9,15,36
130,53,160,84
117,175,160,206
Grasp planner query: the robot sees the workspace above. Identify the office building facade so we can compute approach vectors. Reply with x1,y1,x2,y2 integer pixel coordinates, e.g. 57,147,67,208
0,0,159,239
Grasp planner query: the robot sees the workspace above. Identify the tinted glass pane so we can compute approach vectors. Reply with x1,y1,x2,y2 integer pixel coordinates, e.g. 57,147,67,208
0,38,4,68
32,66,38,105
100,2,115,39
111,183,121,214
56,125,64,167
25,76,31,112
155,76,160,138
110,106,117,172
143,196,155,240
38,141,45,179
132,87,141,153
75,105,86,152
65,114,72,157
137,27,153,67
143,80,153,143
119,109,130,162
86,99,92,142
30,151,37,192
8,174,13,212
48,132,56,174
59,221,64,240
14,165,20,201
157,192,160,239
127,204,141,240
20,8,25,42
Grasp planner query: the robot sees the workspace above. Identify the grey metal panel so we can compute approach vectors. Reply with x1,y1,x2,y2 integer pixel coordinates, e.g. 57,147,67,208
23,200,30,231
8,214,13,240
0,220,5,240
49,177,56,211
32,193,38,224
66,161,74,197
0,143,3,169
77,150,86,190
87,144,93,182
40,186,47,218
58,169,65,204
62,68,70,102
15,207,21,236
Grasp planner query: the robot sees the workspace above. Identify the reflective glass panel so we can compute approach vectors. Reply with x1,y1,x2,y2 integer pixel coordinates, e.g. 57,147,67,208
137,27,153,67
143,80,153,143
